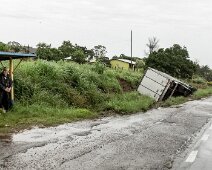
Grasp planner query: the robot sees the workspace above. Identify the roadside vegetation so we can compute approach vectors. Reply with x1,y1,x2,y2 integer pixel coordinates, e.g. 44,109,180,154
0,60,150,134
0,59,211,134
1,40,212,135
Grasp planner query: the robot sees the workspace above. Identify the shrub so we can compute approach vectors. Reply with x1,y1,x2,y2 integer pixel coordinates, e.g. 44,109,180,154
92,62,106,74
192,76,207,84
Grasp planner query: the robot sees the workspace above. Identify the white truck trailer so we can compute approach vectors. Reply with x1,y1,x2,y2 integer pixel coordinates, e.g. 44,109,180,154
137,67,195,102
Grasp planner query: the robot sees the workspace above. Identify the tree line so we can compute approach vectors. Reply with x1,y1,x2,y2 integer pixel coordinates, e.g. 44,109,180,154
1,39,212,81
144,38,212,81
0,41,108,64
36,41,109,63
0,41,31,53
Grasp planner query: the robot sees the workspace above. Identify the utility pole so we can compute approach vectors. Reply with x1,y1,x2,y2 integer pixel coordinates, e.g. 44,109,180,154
131,30,133,66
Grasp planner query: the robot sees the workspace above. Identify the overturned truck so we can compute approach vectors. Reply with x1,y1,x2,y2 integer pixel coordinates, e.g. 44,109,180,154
138,67,196,102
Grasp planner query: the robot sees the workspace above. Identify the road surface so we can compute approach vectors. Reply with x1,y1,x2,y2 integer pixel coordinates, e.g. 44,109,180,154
1,97,212,170
176,122,212,170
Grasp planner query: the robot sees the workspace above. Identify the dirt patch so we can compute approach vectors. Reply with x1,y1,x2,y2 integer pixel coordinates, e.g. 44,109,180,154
118,78,133,92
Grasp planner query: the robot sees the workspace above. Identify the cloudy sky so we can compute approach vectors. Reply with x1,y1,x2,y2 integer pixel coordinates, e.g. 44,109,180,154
1,0,212,66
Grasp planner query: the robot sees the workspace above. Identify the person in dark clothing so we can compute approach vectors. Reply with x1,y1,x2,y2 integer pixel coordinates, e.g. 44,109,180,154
0,67,13,112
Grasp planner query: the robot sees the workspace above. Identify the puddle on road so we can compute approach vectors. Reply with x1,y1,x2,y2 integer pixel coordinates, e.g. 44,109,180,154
90,120,109,128
170,104,184,108
73,131,92,136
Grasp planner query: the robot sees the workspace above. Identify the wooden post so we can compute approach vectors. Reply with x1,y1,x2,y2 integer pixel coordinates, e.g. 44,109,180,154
9,58,14,101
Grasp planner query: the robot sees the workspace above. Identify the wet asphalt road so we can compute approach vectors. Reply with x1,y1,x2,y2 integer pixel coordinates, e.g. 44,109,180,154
177,122,212,170
1,97,212,170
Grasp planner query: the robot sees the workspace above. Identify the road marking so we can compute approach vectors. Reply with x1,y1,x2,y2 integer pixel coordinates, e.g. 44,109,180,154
185,151,198,163
201,134,210,141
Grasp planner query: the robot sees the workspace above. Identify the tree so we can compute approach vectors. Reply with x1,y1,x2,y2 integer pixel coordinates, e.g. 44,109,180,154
112,55,118,59
58,41,75,59
50,48,63,61
93,45,107,59
36,43,52,60
146,37,159,55
59,42,94,61
145,44,197,79
97,57,110,67
0,42,9,51
71,49,86,64
7,41,22,52
135,59,145,69
75,45,94,61
196,65,212,81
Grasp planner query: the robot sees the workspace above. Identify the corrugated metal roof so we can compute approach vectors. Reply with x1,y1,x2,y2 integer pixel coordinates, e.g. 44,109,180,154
0,51,36,61
112,59,136,65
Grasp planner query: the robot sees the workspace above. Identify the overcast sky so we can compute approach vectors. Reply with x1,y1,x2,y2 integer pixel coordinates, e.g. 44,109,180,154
0,0,212,66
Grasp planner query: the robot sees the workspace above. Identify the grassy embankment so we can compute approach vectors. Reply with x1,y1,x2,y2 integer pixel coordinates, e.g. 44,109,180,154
0,60,212,134
0,60,153,134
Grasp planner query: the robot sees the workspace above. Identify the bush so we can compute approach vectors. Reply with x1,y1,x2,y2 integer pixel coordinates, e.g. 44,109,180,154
192,76,207,84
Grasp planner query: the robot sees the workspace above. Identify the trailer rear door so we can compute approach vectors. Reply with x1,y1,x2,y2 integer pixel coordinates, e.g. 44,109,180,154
138,68,170,101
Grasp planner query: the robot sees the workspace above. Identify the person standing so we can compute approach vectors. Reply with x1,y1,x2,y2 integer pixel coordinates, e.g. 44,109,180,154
0,67,13,112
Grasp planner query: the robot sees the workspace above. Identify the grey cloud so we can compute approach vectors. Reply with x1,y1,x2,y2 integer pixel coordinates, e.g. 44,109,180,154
0,0,212,67
0,13,40,20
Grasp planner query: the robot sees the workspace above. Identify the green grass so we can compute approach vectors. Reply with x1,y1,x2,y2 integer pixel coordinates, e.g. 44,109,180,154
0,104,97,134
160,96,188,107
105,92,155,114
192,87,212,99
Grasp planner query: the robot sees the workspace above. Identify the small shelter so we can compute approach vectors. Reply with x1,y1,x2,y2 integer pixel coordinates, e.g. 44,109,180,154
0,51,36,101
110,59,136,70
